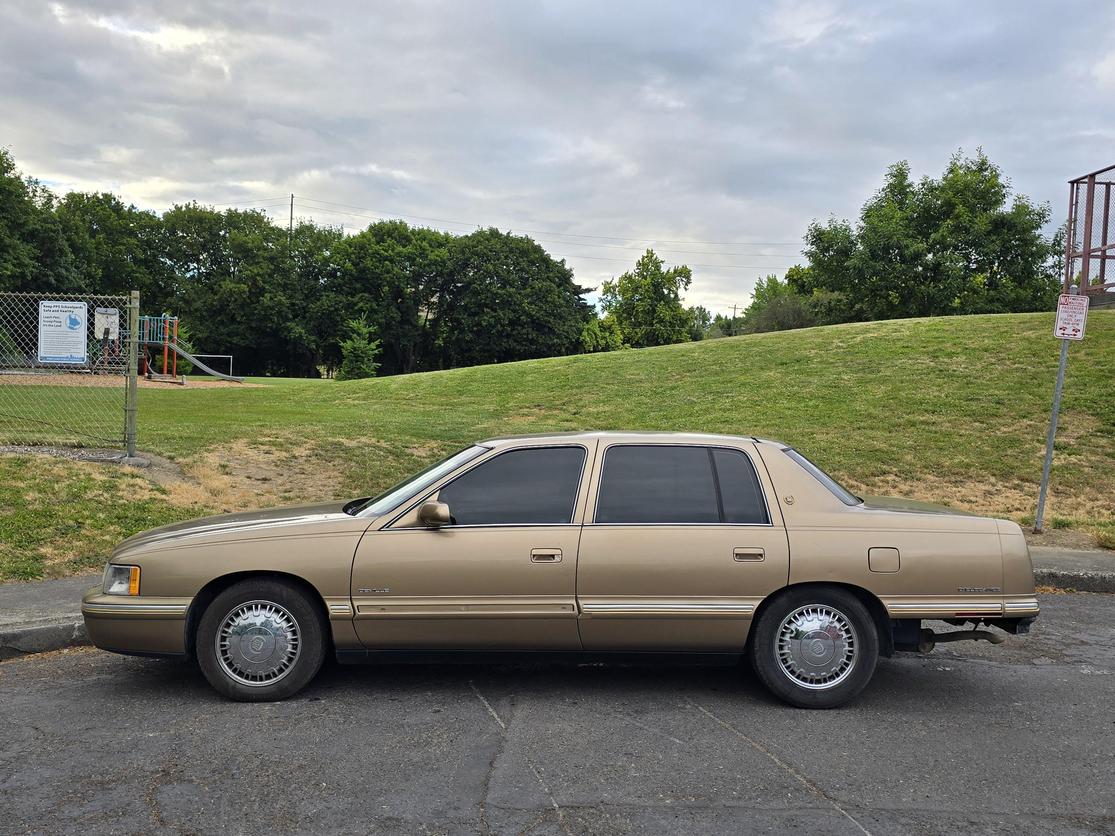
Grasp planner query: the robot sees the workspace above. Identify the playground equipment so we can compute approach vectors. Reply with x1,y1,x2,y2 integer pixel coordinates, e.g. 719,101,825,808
138,315,243,383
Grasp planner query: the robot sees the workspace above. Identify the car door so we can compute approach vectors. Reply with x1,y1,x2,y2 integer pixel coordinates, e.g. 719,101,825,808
350,442,594,650
577,442,789,651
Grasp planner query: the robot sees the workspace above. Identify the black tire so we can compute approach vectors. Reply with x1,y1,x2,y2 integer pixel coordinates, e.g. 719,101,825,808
196,578,327,702
748,586,879,709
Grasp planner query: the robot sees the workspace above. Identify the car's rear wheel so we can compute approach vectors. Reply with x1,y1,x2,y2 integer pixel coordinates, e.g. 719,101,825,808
748,586,879,709
196,578,326,701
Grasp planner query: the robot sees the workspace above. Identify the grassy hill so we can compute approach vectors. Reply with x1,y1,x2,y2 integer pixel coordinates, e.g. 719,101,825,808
2,310,1112,580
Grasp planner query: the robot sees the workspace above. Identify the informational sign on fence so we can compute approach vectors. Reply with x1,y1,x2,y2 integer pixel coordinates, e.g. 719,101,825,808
1053,293,1089,341
37,300,88,364
94,307,120,341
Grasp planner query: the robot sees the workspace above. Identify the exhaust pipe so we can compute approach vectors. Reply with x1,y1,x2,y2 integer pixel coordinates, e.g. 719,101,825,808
918,628,1006,652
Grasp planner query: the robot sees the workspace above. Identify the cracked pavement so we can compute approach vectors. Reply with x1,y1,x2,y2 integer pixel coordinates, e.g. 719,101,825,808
1,593,1113,835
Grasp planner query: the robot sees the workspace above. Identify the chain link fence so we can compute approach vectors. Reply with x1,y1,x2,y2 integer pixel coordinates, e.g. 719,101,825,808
0,291,138,452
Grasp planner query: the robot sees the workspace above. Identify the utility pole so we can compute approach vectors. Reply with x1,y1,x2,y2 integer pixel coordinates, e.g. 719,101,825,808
288,193,294,247
731,304,737,336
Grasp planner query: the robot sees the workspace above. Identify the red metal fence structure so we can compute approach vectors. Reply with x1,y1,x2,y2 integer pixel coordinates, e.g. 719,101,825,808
1065,163,1115,306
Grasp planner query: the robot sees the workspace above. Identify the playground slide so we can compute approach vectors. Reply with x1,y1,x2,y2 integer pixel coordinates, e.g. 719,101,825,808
162,342,244,382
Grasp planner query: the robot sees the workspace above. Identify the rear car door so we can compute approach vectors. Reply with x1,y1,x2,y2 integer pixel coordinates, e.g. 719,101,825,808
351,443,593,650
576,442,789,650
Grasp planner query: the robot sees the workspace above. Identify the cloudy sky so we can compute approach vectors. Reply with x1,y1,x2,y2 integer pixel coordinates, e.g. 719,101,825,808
2,1,1112,314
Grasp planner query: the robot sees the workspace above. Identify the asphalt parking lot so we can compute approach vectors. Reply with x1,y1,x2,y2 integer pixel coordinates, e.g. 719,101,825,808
1,593,1113,835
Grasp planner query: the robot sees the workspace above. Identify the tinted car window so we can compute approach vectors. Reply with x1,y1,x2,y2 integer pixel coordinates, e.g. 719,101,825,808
354,445,487,517
712,448,769,524
438,446,585,525
596,445,720,524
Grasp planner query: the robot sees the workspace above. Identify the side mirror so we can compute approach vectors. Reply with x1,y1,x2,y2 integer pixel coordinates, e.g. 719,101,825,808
417,501,452,528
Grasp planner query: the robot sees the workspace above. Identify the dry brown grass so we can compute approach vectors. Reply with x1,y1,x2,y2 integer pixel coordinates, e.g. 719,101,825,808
843,471,1112,522
156,439,345,513
0,373,259,389
1034,585,1073,595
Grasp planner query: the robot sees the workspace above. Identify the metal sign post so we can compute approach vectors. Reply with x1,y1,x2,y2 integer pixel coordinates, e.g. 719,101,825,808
1033,285,1088,533
124,291,140,461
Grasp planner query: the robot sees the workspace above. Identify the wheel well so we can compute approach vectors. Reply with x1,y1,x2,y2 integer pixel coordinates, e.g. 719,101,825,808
749,582,895,657
184,571,332,660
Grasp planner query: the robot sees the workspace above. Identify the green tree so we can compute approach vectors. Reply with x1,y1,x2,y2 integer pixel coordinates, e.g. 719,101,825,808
335,318,381,380
794,151,1060,321
708,312,737,338
430,228,590,368
0,149,75,292
739,275,816,334
55,191,171,305
321,221,449,375
580,314,625,352
687,305,712,340
599,250,693,347
160,204,323,376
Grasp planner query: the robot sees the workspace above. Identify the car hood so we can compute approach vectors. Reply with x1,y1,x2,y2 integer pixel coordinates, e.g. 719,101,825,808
860,495,976,516
113,501,354,557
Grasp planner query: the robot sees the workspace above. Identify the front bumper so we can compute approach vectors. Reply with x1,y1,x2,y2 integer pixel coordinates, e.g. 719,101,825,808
81,586,192,656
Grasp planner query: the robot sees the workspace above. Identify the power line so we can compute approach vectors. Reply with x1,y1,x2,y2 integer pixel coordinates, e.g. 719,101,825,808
553,253,794,270
296,203,798,260
197,193,803,270
288,203,795,270
204,195,291,207
293,195,803,247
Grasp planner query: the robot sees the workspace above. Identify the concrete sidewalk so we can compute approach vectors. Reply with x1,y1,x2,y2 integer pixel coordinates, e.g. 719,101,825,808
1,548,1112,659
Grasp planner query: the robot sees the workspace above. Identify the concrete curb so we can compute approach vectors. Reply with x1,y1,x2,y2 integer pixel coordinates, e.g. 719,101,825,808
1034,569,1115,594
0,620,89,661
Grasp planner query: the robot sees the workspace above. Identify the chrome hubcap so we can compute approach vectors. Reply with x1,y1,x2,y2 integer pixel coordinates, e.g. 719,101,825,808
216,600,301,687
775,604,857,690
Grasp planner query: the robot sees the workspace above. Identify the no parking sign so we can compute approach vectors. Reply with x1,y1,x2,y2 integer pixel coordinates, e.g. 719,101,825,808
1053,293,1089,340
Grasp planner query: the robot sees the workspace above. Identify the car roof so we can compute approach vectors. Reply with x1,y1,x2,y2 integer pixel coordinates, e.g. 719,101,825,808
478,430,787,448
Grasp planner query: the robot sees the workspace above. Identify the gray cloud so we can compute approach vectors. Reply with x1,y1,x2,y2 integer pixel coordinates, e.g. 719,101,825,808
2,0,1111,313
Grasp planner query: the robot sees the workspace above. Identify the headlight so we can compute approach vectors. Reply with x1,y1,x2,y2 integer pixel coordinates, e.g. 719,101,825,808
103,564,140,595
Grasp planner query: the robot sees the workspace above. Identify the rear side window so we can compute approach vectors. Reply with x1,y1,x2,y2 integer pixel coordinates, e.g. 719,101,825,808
712,448,770,524
595,445,768,525
596,445,718,524
437,446,586,525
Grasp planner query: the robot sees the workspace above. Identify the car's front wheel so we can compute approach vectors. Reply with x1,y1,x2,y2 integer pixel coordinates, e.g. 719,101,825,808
196,578,327,701
748,586,879,709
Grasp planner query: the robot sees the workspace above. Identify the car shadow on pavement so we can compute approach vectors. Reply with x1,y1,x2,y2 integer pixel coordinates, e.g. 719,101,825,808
111,652,789,705
99,645,1015,712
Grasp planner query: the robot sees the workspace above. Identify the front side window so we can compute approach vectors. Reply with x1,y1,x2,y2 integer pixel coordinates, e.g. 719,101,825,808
437,446,586,525
354,445,488,517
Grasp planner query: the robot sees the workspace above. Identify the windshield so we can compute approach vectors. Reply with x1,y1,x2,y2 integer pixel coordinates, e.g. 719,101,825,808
782,448,862,506
348,445,488,517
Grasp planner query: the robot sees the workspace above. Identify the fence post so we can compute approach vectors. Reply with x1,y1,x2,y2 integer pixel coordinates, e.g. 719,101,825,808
125,290,139,459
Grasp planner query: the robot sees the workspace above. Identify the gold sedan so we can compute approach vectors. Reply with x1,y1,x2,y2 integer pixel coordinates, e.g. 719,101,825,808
82,432,1039,708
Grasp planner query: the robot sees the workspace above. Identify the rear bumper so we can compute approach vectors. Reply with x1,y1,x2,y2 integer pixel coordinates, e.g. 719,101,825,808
1003,596,1041,617
81,586,191,656
881,594,1040,620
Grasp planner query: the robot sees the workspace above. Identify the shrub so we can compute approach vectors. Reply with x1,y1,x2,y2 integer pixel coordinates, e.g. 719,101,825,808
336,318,381,380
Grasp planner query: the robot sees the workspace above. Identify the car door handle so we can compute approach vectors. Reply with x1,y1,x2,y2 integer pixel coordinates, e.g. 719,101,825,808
733,547,765,562
531,549,563,563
